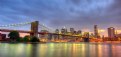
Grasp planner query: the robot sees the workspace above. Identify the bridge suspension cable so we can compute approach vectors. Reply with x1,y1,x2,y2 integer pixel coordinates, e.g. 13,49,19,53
0,21,54,32
39,24,54,32
0,22,32,28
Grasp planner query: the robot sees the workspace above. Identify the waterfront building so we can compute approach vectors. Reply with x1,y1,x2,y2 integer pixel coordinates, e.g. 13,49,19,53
94,25,99,38
70,28,75,34
108,27,115,38
54,29,60,40
77,30,82,35
39,30,49,41
55,29,59,34
61,28,67,34
115,34,121,38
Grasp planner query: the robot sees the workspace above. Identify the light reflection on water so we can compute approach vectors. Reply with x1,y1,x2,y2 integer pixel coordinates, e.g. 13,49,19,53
0,43,121,57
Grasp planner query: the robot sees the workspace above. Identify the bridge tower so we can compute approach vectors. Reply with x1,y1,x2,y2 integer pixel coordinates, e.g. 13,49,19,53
30,21,39,37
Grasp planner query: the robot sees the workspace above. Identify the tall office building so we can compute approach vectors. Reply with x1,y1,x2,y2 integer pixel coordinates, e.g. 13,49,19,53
65,29,68,33
108,27,115,38
55,29,60,40
55,29,59,34
70,28,75,34
94,25,99,38
61,28,66,34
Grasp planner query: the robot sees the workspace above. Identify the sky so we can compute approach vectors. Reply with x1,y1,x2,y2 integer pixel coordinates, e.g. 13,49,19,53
0,0,121,36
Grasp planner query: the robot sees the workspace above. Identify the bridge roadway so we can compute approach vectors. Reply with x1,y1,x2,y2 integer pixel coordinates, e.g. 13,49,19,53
0,29,81,37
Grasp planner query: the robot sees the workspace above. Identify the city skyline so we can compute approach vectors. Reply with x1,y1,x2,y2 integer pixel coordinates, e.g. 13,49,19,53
0,1,121,57
0,0,121,36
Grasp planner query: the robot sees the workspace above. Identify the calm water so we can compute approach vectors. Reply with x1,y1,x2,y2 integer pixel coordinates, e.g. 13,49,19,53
0,42,121,57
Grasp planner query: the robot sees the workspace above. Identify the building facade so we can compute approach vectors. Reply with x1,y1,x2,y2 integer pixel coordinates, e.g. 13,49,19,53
94,25,99,38
108,27,115,38
70,28,75,34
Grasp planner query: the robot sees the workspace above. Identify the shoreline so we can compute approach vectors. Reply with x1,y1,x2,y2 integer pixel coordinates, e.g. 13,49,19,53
0,41,121,44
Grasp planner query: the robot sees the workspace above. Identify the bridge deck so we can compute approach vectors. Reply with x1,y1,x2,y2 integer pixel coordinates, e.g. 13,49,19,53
0,29,81,37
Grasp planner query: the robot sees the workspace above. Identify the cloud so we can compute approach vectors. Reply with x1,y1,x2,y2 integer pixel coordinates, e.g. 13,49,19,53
0,0,121,32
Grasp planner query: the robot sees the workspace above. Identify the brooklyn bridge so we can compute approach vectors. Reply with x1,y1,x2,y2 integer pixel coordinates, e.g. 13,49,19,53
0,21,86,42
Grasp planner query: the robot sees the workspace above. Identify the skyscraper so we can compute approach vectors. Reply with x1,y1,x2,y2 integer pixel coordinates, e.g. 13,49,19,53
55,29,59,34
108,27,115,38
61,28,66,34
55,29,60,40
94,25,99,38
70,28,75,34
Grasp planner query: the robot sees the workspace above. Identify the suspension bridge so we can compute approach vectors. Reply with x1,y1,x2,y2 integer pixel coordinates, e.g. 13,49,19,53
0,21,57,36
0,21,80,36
0,21,87,42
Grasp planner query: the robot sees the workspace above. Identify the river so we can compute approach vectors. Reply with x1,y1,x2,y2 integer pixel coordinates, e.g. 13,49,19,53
0,42,121,57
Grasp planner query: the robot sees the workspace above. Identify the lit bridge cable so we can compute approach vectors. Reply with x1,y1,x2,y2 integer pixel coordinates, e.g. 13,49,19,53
0,22,32,28
38,24,54,33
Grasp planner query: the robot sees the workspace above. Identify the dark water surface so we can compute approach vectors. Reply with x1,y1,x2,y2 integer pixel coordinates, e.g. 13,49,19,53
0,42,121,57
